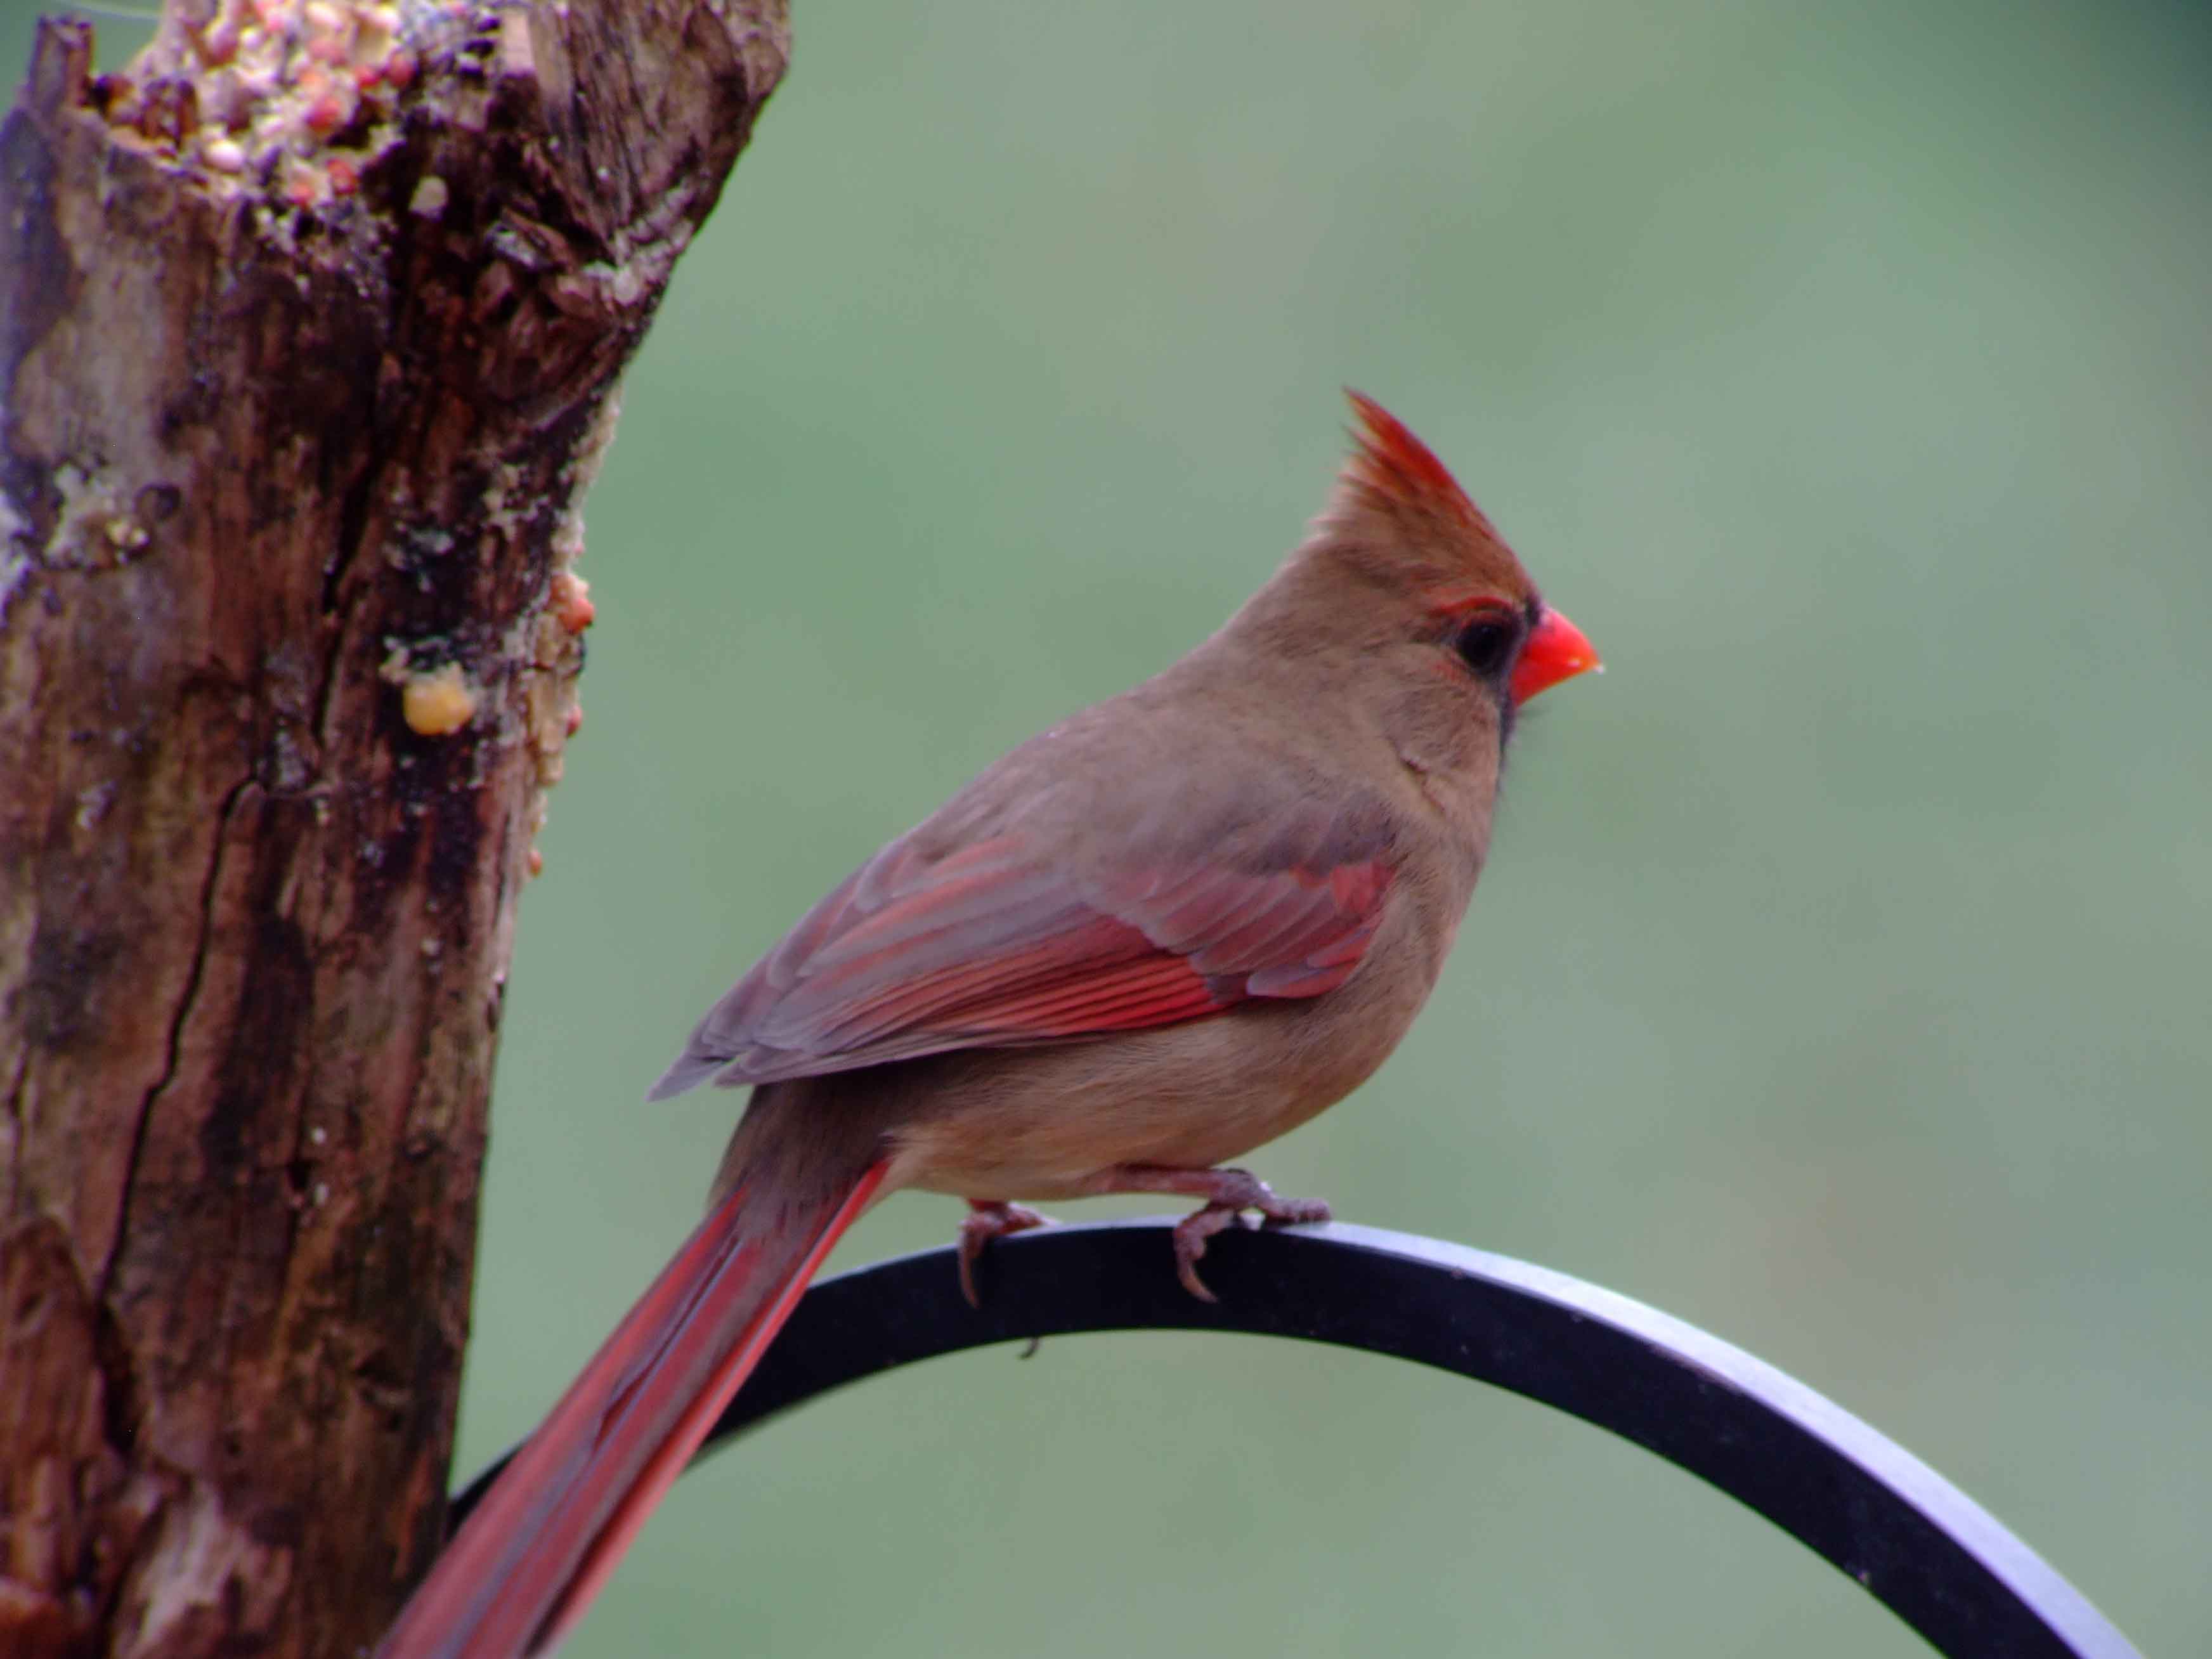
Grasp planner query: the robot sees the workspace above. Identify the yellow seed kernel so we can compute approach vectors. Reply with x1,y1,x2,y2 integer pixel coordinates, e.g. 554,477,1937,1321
401,665,476,736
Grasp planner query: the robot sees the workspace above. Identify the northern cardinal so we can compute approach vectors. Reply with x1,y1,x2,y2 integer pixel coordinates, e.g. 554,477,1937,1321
380,394,1599,1657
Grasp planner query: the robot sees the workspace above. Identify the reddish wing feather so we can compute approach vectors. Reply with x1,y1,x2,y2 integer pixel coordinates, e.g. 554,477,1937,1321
652,828,1393,1095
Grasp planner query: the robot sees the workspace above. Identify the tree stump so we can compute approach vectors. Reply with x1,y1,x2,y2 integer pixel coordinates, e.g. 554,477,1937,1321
0,4,788,1651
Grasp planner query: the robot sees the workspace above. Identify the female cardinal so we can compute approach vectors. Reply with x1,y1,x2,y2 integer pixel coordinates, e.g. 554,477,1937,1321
379,394,1599,1657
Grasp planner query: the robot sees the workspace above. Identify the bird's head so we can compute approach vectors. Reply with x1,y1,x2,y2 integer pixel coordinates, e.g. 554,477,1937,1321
1306,391,1600,713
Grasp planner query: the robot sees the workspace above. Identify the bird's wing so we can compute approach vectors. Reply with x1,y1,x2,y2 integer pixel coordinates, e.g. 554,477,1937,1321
650,804,1394,1096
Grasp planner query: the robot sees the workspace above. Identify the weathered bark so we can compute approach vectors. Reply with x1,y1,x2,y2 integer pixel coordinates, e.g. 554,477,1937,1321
0,3,788,1653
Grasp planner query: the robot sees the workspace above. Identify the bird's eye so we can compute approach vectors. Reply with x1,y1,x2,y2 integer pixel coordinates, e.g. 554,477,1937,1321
1452,613,1521,680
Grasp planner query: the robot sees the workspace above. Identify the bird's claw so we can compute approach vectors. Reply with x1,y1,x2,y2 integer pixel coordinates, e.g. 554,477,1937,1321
1171,1174,1330,1303
957,1200,1056,1308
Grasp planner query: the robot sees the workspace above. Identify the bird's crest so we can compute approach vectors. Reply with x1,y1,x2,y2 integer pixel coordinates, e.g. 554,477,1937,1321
1323,391,1527,605
1342,393,1490,530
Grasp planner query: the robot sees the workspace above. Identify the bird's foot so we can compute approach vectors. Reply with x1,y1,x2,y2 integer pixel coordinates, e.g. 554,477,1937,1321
958,1199,1056,1308
1084,1164,1330,1303
1170,1174,1331,1303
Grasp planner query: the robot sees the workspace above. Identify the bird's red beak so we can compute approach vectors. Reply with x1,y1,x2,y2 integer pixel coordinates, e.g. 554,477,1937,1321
1511,608,1601,705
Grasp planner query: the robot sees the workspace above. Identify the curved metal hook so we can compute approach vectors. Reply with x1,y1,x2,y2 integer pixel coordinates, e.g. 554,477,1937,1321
452,1218,2138,1659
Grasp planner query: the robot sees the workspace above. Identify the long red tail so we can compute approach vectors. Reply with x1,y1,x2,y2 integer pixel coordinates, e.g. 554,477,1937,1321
379,1158,890,1658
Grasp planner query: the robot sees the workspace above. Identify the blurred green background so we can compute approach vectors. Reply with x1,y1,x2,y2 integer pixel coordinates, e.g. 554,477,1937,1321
13,0,2210,1653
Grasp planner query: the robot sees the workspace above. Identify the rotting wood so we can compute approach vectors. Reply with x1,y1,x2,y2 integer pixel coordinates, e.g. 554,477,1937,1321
0,4,788,1652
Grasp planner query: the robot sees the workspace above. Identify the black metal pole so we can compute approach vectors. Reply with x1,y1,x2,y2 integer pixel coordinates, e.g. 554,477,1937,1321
451,1219,2138,1659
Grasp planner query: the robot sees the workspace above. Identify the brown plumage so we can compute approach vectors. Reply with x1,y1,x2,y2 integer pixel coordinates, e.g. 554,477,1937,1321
377,393,1599,1658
